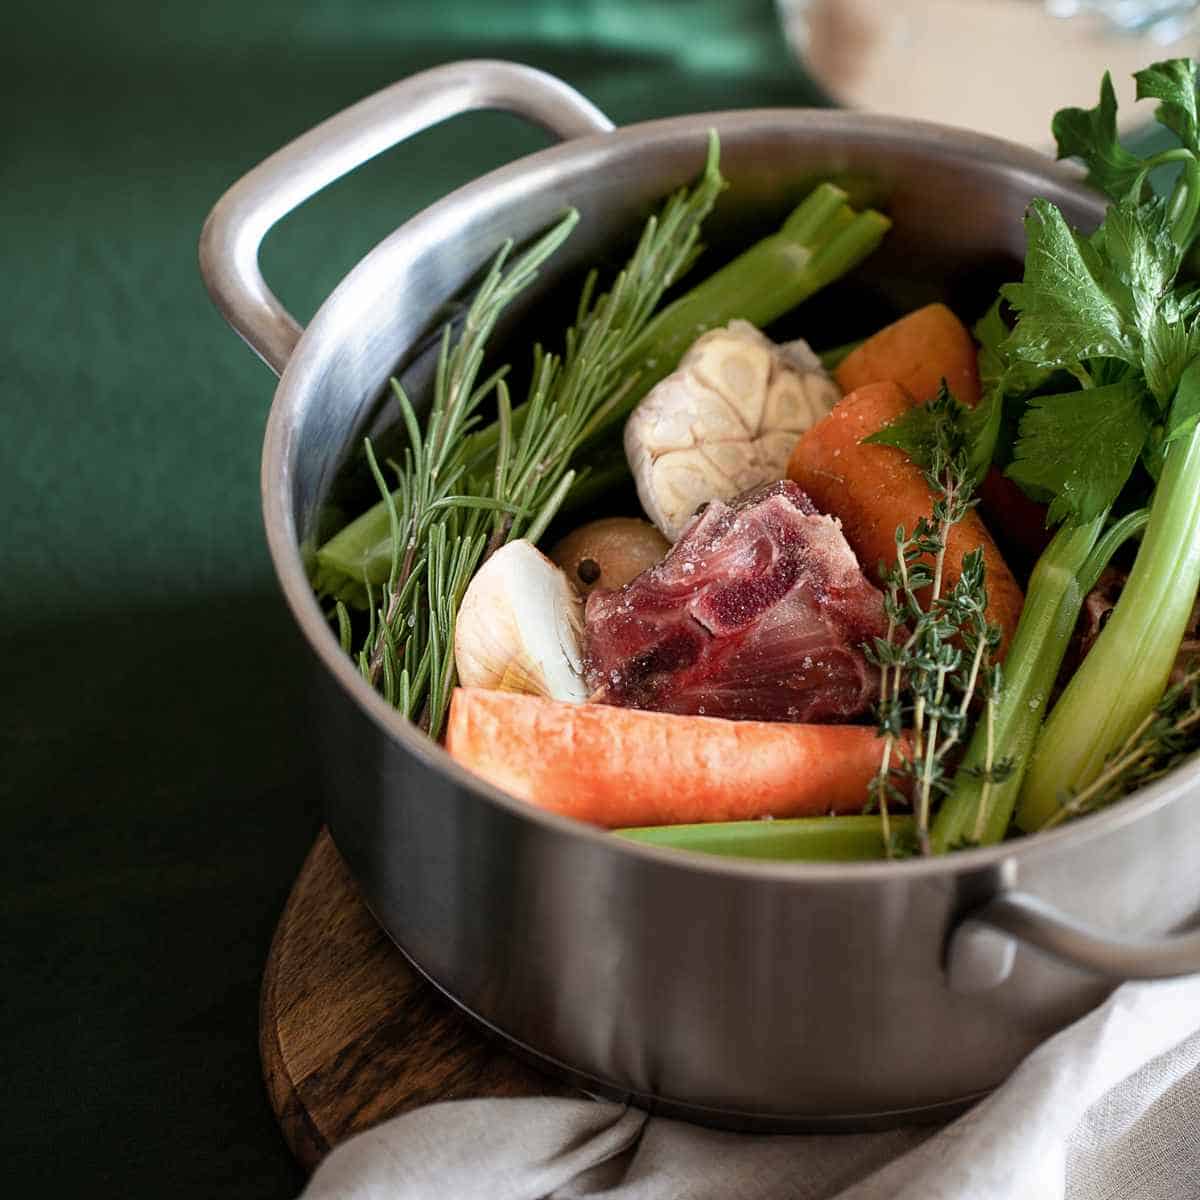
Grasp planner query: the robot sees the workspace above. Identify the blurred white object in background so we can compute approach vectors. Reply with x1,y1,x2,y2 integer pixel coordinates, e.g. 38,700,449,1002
778,0,1199,148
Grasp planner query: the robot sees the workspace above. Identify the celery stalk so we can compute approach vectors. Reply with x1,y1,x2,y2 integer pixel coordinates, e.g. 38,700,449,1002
1018,424,1200,830
614,814,913,861
930,516,1106,851
596,207,889,438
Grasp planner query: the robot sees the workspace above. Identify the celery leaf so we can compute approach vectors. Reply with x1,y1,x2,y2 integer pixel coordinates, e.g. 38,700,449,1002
1134,59,1200,154
1001,200,1137,369
1006,378,1150,525
1166,356,1200,444
974,299,1057,400
1092,196,1192,404
1052,72,1146,201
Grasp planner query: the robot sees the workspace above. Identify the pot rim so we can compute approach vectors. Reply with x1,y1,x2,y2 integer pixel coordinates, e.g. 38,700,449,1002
263,105,1200,883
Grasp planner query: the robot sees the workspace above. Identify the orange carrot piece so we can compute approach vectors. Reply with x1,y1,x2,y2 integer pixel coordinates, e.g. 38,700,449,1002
445,688,894,828
835,303,980,407
835,303,1051,566
787,381,1023,655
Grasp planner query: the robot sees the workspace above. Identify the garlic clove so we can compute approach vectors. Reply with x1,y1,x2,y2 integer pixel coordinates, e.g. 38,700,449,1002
454,539,588,703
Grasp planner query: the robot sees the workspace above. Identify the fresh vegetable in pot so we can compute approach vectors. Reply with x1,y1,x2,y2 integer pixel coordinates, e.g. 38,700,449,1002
787,380,1025,656
445,687,905,827
453,540,586,702
314,59,1200,862
615,814,916,861
549,517,669,596
834,303,982,407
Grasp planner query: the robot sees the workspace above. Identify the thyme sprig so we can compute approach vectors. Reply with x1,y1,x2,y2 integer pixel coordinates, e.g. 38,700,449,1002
344,138,726,737
1038,661,1200,830
865,389,1009,856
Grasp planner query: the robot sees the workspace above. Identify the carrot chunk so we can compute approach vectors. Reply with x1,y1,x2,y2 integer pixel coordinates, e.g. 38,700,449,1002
835,303,980,407
787,381,1023,655
834,303,1051,565
445,688,893,827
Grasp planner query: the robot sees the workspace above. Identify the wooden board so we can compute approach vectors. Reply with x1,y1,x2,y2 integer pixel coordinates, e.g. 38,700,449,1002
260,829,573,1171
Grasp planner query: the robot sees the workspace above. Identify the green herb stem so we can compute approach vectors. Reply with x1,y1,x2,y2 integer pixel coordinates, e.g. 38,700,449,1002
1018,423,1200,830
930,514,1107,852
863,388,1001,854
1076,506,1150,594
614,815,914,861
781,180,850,242
1168,156,1200,250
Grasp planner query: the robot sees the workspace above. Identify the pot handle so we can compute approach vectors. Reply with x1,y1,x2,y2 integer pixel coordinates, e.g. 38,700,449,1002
199,60,614,376
947,890,1200,993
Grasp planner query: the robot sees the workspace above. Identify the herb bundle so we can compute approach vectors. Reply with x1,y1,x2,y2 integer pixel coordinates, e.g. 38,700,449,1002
864,388,1007,856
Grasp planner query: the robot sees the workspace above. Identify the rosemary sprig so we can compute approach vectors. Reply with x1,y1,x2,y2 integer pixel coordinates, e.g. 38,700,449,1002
1037,661,1200,830
864,389,1008,856
354,213,578,702
347,139,727,737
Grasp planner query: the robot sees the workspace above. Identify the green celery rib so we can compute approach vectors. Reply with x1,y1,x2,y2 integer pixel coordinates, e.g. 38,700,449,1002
930,515,1106,852
600,205,890,436
1018,423,1200,831
314,186,890,596
614,814,912,861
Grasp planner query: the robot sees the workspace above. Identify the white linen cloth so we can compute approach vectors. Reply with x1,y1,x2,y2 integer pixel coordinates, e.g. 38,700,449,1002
302,977,1200,1200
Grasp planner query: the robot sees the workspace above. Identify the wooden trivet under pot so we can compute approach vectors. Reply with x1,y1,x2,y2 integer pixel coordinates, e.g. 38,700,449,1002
260,829,574,1171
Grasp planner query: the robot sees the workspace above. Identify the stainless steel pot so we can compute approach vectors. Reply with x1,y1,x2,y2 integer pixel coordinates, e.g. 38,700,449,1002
201,60,1200,1128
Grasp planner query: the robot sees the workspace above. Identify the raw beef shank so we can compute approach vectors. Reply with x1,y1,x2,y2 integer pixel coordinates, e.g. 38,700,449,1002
583,480,888,722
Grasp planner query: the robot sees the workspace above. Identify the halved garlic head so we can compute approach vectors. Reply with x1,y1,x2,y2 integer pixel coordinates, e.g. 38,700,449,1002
624,319,840,540
454,539,588,702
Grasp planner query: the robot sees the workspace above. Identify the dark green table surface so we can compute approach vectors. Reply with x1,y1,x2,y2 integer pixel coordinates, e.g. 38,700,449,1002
3,2,821,1193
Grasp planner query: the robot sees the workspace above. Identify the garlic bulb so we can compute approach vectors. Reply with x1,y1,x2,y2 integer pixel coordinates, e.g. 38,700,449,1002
454,539,588,702
624,319,840,540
